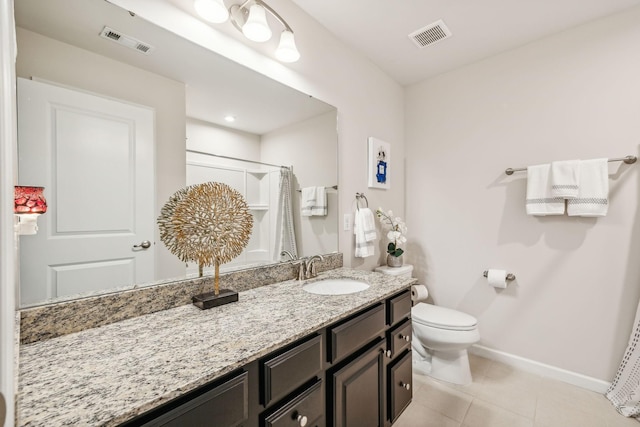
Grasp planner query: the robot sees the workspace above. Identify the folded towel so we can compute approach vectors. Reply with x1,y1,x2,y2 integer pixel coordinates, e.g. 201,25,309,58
301,186,327,216
301,187,316,217
526,164,565,216
567,158,609,217
354,208,376,258
313,186,328,216
551,160,580,199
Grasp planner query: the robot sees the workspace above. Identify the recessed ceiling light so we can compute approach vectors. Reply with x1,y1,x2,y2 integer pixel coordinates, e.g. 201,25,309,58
224,115,236,123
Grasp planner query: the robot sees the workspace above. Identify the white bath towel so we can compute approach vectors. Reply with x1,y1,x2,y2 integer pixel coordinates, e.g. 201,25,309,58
567,158,609,217
354,208,376,258
314,186,328,216
551,160,580,199
301,186,327,216
301,187,316,217
526,164,565,216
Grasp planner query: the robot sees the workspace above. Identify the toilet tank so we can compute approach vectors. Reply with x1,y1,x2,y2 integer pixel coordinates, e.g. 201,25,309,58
374,264,413,279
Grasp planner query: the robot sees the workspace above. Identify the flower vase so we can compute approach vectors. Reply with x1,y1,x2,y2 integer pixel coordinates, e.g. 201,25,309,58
387,254,403,268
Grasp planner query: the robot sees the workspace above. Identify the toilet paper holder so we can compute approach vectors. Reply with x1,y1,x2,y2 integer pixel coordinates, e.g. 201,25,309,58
483,270,516,281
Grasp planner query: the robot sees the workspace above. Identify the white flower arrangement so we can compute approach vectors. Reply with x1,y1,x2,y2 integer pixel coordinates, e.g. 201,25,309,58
375,208,407,257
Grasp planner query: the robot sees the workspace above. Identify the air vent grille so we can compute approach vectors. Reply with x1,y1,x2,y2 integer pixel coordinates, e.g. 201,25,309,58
99,26,154,55
408,20,452,48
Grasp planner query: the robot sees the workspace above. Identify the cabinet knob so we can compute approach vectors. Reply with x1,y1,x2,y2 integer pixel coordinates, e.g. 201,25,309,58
385,350,392,358
297,414,308,426
400,381,411,390
399,334,410,342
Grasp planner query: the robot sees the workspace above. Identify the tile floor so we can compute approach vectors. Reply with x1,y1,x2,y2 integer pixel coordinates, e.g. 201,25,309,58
394,354,638,427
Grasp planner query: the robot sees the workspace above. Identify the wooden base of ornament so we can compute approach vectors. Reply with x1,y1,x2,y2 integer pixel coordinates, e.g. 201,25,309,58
192,289,238,310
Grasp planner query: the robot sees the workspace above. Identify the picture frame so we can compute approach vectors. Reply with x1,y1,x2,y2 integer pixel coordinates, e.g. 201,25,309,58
368,137,391,189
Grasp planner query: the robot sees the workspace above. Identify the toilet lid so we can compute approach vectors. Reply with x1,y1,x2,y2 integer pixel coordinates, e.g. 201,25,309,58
412,303,478,331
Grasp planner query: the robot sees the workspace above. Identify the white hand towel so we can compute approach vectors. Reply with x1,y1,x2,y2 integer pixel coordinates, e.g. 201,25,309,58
354,208,375,258
311,186,328,216
567,158,609,217
526,164,565,216
301,187,316,217
551,160,580,199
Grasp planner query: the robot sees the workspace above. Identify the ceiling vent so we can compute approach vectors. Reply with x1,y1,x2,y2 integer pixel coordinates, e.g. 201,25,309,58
99,26,154,55
408,20,452,48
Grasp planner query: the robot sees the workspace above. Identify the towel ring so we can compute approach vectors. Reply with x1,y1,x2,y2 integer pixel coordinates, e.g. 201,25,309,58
355,192,368,211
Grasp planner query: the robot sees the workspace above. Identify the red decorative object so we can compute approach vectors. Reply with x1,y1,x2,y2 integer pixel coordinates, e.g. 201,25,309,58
14,186,47,214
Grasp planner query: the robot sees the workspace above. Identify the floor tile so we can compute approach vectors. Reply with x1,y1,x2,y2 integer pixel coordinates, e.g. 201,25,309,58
462,399,534,427
413,376,474,422
394,400,462,427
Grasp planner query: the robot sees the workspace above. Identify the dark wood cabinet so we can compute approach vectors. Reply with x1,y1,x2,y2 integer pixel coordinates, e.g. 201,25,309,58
262,380,323,427
261,334,322,407
387,350,413,423
132,371,249,427
330,340,385,427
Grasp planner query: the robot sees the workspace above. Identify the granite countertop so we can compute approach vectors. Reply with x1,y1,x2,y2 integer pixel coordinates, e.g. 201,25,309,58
17,268,416,427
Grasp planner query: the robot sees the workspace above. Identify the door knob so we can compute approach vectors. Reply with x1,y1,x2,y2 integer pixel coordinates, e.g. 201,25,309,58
133,240,151,249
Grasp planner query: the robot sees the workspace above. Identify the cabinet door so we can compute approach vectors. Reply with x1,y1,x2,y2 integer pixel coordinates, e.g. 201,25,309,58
388,351,412,423
139,372,248,427
330,341,384,427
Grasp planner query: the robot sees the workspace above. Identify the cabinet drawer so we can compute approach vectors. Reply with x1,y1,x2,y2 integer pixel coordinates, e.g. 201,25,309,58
388,350,412,423
262,334,322,407
387,318,412,358
263,380,323,427
328,303,385,363
387,290,412,326
140,371,248,427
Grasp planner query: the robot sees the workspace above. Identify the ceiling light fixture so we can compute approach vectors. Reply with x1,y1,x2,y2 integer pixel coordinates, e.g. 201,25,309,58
194,0,300,63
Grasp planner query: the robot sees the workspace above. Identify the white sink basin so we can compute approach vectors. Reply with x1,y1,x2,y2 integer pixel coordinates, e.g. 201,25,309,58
302,279,370,295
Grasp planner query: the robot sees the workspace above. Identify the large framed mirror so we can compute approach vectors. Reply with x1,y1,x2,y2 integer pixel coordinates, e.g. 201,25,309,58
14,0,338,308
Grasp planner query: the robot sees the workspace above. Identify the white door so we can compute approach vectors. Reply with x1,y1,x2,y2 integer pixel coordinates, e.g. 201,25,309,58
17,78,155,305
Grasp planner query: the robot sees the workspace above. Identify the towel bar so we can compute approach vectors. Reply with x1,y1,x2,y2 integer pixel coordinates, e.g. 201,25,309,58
296,185,338,192
355,192,368,210
504,155,637,175
483,270,516,281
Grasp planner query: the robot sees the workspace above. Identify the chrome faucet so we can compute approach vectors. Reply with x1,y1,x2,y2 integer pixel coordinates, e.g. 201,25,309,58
280,250,297,261
304,255,324,279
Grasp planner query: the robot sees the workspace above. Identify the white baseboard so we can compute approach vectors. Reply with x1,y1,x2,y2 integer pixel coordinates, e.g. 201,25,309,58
470,344,611,394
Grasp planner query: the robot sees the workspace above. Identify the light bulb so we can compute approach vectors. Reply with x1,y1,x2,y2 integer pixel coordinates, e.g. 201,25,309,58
275,30,300,62
242,4,272,42
194,0,229,24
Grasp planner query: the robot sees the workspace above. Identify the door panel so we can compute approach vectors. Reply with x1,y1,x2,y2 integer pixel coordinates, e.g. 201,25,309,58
17,78,155,305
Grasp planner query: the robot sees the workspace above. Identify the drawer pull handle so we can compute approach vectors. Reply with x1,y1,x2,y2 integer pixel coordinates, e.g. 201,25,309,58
398,334,410,342
400,381,411,390
297,414,308,426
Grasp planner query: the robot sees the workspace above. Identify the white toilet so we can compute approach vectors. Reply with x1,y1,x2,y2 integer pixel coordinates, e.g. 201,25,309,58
374,264,480,385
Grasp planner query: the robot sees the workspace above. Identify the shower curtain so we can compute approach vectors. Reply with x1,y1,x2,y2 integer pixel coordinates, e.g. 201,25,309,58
274,167,298,259
606,300,640,419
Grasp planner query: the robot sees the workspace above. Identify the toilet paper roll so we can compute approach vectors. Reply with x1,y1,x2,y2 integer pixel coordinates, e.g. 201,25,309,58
487,269,508,289
411,285,429,303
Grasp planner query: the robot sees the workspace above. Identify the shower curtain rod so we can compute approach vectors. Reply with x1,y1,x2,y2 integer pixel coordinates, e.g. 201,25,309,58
186,149,291,169
504,155,637,175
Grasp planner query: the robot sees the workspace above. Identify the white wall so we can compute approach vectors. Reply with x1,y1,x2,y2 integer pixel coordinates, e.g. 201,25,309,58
109,0,406,272
405,7,640,382
262,111,338,256
15,27,187,285
186,117,261,162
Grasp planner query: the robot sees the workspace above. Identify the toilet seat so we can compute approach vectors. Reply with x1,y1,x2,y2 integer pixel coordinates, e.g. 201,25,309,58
412,303,478,331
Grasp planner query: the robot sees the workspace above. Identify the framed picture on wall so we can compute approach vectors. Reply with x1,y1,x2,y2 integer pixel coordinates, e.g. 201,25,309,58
368,137,391,189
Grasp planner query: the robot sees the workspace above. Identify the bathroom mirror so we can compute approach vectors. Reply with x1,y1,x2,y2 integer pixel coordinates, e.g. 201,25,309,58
14,0,338,307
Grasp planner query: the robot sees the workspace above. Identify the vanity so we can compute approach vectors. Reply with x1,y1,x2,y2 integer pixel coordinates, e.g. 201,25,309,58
17,268,416,427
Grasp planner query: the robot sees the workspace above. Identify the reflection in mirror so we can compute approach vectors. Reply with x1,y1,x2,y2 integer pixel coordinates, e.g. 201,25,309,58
14,0,338,307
